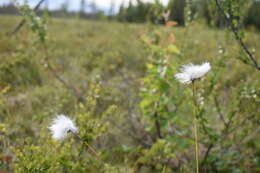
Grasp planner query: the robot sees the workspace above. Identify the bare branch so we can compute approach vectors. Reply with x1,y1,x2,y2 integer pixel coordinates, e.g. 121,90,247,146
42,44,86,103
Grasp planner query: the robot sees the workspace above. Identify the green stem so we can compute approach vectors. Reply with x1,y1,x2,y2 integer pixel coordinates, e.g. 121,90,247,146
72,132,103,163
83,140,100,158
162,164,166,173
192,81,199,173
194,117,199,173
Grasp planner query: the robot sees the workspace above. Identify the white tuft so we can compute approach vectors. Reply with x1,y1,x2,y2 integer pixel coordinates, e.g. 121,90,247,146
49,114,78,140
175,62,211,84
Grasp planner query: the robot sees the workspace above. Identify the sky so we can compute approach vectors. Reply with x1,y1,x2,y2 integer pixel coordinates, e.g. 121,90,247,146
0,0,170,13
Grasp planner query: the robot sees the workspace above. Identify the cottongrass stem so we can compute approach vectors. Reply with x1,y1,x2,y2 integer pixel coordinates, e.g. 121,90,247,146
192,81,199,173
175,62,211,173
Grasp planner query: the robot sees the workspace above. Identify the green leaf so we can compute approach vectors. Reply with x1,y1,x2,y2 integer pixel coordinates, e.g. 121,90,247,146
167,45,180,54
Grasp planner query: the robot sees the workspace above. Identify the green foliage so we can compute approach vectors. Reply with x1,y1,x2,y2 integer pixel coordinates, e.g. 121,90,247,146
13,83,118,173
135,17,259,172
137,139,175,171
0,2,259,172
0,53,42,86
140,30,180,139
17,2,48,44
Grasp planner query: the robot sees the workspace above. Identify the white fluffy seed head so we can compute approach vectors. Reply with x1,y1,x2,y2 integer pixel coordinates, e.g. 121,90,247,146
175,62,211,84
49,114,78,140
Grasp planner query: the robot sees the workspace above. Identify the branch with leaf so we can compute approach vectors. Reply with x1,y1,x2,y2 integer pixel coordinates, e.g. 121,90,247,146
10,1,86,103
8,0,45,35
214,0,260,71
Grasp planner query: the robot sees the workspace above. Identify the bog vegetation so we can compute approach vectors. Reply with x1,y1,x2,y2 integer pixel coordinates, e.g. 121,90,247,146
0,0,259,173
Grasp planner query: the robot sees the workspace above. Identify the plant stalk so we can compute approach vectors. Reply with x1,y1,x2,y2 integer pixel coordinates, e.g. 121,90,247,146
162,164,166,173
192,81,199,173
72,132,101,159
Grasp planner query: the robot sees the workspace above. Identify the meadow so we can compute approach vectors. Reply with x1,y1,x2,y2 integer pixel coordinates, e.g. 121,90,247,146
0,15,259,172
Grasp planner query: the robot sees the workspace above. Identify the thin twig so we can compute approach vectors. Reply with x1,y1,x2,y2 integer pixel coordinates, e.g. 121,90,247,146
214,0,260,71
240,126,260,145
201,143,214,165
221,110,237,136
214,96,227,127
71,132,106,166
8,0,46,35
107,115,152,148
42,43,86,103
154,111,163,139
221,126,260,154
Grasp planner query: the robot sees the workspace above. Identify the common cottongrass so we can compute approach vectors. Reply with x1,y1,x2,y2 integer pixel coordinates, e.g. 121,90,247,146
49,114,100,158
175,62,211,173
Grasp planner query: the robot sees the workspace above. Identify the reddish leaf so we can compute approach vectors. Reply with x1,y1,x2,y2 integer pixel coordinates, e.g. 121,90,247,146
165,21,178,27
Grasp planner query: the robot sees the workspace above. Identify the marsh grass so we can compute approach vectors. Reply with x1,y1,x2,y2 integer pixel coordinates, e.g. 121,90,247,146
0,15,259,172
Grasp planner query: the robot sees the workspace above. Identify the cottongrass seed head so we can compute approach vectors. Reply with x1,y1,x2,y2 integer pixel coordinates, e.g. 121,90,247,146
49,114,78,140
175,62,211,84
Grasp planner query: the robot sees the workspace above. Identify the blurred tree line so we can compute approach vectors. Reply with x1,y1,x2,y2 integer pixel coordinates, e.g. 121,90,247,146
0,0,260,29
117,0,260,29
0,0,106,20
